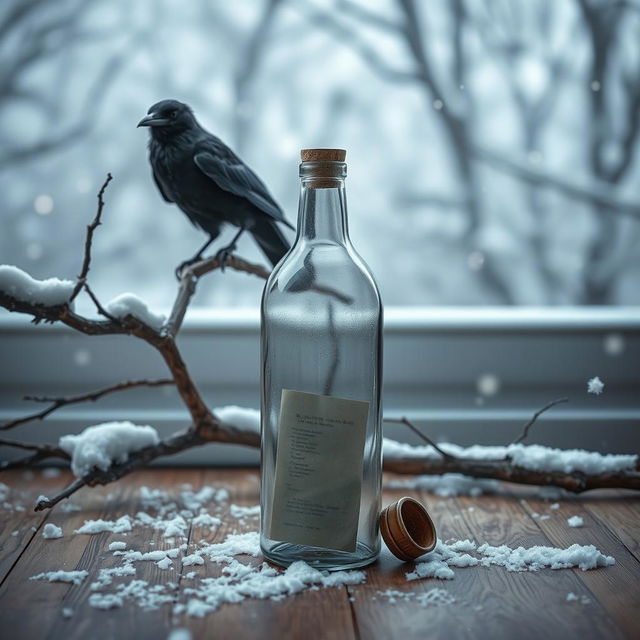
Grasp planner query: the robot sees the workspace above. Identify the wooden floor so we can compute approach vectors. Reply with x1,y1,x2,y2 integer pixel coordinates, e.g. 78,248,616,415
0,468,638,640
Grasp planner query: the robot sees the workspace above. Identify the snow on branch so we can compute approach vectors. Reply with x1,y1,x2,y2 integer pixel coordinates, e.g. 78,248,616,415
0,265,75,308
0,173,638,510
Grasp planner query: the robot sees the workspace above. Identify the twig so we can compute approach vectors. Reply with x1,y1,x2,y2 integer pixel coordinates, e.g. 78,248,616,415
384,416,457,461
1,379,174,431
35,477,86,511
164,255,271,337
511,397,569,445
0,438,69,471
69,173,112,301
84,282,120,323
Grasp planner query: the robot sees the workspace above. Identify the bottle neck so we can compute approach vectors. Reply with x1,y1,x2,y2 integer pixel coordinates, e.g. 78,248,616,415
296,161,349,245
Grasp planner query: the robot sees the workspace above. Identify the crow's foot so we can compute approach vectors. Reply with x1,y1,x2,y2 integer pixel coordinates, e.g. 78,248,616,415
215,244,236,272
175,256,202,281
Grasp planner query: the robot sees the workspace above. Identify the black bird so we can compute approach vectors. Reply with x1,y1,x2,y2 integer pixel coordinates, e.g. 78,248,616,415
138,99,293,277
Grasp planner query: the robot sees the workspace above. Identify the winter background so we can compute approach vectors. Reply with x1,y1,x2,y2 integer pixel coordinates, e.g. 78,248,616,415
1,0,639,313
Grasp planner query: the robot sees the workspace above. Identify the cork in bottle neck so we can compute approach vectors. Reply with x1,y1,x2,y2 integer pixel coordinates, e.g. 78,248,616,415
300,148,347,189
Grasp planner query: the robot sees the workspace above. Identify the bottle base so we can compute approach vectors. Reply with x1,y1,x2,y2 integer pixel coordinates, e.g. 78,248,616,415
262,541,379,571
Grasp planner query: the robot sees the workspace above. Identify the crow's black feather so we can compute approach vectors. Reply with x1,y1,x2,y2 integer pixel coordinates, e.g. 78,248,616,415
139,99,293,269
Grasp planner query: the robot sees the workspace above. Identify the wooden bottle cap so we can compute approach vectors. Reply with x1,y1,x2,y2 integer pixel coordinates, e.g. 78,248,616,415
380,497,437,561
301,148,346,162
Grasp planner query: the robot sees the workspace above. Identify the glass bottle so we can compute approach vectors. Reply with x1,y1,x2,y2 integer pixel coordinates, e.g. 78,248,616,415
260,148,383,570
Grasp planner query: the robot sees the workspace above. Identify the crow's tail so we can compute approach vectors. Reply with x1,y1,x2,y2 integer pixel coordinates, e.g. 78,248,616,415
251,218,291,267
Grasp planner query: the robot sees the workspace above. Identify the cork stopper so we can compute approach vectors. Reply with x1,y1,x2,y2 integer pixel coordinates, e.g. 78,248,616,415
380,497,437,562
301,148,346,162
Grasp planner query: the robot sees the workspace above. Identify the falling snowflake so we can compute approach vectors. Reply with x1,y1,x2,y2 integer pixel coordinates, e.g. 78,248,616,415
587,376,604,395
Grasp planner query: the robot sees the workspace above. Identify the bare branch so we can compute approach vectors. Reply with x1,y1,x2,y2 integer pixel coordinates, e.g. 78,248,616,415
294,3,419,82
511,397,569,445
339,0,403,32
70,173,113,301
384,417,457,461
1,379,174,431
473,145,640,218
383,455,640,493
0,438,69,470
164,255,271,337
35,477,86,511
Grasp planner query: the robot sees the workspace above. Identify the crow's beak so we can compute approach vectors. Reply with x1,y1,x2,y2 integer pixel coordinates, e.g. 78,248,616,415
137,113,169,128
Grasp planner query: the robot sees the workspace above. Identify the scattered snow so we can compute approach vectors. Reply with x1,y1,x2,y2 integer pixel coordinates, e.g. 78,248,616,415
587,376,604,395
477,542,612,571
0,265,74,307
42,523,63,539
192,513,222,528
60,421,159,477
229,504,260,518
567,516,584,528
62,607,74,618
105,293,165,331
30,570,88,585
89,593,124,610
108,541,127,551
550,503,560,510
377,587,455,607
383,438,636,475
167,630,192,640
406,539,614,582
180,486,226,510
60,501,81,513
75,515,133,534
386,473,501,497
181,560,365,616
566,592,590,604
182,554,205,567
214,406,260,433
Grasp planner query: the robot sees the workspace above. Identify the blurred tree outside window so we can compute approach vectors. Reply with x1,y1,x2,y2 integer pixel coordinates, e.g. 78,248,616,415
1,0,639,314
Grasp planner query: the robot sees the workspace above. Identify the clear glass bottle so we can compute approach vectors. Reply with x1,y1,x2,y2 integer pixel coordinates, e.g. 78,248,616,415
260,149,383,570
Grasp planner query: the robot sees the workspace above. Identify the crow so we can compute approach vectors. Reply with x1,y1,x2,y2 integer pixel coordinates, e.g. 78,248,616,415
138,99,293,277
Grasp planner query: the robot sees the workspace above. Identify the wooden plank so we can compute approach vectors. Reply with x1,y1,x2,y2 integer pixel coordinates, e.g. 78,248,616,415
520,494,640,638
455,492,623,640
0,472,132,639
0,469,68,583
44,468,201,640
347,485,478,640
179,468,357,640
581,491,640,563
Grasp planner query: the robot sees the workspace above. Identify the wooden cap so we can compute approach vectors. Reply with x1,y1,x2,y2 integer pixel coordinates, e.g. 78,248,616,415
380,497,437,561
301,148,346,162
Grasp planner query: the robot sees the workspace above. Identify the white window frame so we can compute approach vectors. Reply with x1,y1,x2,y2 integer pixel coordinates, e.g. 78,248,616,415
1,307,638,465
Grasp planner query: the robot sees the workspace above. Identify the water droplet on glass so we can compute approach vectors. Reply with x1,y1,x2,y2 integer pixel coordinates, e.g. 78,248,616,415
433,99,444,110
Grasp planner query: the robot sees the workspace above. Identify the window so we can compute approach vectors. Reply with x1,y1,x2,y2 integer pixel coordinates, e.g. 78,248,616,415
1,1,639,309
2,2,639,464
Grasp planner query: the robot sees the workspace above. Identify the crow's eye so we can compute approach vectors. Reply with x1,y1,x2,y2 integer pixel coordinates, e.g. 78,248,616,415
169,110,178,119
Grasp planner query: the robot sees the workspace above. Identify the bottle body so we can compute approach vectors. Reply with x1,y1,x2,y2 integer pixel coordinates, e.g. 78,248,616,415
260,157,382,570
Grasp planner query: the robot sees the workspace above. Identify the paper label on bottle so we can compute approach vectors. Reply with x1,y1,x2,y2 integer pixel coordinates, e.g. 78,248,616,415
268,389,370,552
